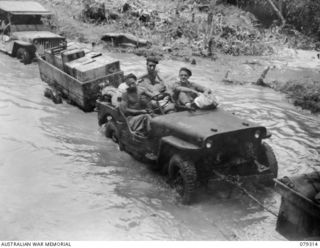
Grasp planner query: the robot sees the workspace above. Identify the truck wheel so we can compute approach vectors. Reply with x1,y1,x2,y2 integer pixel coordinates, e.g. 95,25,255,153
105,120,119,143
17,47,32,64
168,155,197,204
259,142,278,184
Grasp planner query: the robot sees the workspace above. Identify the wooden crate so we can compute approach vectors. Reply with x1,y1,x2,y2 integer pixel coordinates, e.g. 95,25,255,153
74,58,120,82
64,56,94,77
61,49,85,64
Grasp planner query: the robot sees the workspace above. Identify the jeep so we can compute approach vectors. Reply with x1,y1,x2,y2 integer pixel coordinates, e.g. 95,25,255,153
96,95,278,204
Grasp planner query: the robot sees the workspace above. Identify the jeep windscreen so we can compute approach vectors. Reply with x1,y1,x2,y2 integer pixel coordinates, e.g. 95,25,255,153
10,14,49,32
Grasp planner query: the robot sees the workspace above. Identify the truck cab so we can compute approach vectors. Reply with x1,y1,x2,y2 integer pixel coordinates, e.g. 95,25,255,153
0,1,65,64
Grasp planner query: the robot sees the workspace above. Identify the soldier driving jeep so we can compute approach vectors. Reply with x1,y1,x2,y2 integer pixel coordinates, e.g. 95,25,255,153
138,56,175,113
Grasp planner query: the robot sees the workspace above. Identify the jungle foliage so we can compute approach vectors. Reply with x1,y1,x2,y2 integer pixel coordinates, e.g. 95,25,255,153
224,0,320,40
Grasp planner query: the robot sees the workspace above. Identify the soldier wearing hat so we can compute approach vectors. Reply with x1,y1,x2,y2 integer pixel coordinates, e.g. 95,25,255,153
138,56,165,92
173,67,213,109
138,56,174,112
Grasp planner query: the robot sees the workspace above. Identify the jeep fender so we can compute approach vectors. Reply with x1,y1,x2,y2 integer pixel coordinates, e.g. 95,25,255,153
157,136,201,166
160,136,201,151
12,41,35,56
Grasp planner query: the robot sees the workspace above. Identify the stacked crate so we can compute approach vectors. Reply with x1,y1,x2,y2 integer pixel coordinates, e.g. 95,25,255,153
61,49,85,64
69,56,120,82
64,52,122,86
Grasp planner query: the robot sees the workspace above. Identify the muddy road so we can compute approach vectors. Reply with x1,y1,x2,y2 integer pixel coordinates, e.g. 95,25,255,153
0,51,319,240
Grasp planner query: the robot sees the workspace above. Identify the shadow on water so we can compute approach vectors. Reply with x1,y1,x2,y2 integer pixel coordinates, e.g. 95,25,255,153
0,51,319,240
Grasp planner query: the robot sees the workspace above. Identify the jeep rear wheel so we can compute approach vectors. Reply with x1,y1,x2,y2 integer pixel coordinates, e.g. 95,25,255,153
168,155,197,204
259,142,278,184
105,120,119,143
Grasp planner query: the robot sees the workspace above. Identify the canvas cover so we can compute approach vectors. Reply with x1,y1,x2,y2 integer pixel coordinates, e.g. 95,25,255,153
0,1,51,15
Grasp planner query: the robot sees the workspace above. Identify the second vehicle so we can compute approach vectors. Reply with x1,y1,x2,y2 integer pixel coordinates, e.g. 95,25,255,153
0,0,65,64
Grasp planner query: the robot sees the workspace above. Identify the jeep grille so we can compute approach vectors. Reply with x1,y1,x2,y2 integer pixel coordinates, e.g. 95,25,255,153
35,39,65,55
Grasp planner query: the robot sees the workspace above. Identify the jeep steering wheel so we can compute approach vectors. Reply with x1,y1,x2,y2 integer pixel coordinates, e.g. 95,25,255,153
151,92,170,101
150,92,171,115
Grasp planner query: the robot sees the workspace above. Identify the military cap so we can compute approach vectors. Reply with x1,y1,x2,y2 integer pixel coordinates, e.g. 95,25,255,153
179,67,192,77
146,56,159,64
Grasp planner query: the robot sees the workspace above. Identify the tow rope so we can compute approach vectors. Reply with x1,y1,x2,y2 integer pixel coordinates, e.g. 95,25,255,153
212,170,279,217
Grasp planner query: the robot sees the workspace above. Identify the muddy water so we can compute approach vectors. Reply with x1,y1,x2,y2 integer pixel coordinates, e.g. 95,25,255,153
0,51,319,240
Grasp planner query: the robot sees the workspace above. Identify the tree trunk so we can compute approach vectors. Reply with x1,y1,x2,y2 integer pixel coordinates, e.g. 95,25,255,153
266,0,286,27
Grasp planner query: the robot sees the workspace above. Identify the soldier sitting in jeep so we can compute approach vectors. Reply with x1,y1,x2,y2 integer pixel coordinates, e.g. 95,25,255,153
173,67,218,110
119,81,152,135
100,73,138,107
138,56,175,113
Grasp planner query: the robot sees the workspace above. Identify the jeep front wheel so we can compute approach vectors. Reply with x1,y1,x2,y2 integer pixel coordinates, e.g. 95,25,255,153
17,47,32,64
168,155,197,204
105,120,119,143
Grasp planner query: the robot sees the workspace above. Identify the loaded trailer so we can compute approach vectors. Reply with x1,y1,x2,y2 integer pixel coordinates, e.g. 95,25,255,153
37,43,123,112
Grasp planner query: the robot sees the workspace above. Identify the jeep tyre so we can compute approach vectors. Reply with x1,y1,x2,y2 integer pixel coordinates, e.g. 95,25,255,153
168,155,197,204
105,120,119,143
259,142,278,185
17,47,32,65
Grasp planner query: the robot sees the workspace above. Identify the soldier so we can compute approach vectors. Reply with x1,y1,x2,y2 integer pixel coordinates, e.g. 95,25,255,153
118,73,138,94
173,67,217,109
119,83,151,135
138,56,166,95
138,56,175,113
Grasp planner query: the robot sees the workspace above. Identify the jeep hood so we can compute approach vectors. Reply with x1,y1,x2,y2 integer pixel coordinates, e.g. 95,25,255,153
12,31,63,42
150,109,266,146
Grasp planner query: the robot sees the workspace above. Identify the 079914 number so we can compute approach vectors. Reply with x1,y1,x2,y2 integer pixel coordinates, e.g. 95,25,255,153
300,242,318,246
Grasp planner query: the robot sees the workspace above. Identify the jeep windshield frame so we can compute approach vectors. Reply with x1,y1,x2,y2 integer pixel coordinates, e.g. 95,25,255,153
7,14,51,33
0,0,51,31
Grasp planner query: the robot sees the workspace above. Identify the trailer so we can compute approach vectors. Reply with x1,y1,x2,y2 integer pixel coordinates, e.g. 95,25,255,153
37,43,123,112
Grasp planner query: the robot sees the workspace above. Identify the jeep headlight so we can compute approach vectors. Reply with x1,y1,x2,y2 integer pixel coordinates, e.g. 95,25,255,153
254,130,261,139
205,140,213,149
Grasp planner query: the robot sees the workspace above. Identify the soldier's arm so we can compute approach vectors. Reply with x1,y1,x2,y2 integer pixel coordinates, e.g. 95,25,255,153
174,82,199,95
190,82,210,93
138,83,155,97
